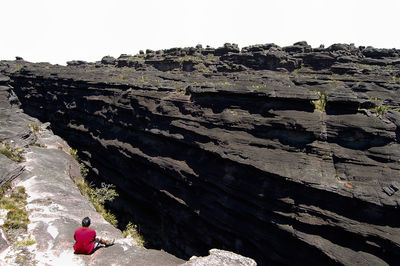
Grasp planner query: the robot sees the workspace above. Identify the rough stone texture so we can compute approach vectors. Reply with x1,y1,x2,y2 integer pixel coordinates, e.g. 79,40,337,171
1,42,400,265
0,75,26,187
0,74,184,265
183,249,256,266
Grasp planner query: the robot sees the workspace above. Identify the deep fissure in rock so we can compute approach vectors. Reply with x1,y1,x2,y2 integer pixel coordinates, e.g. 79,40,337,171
2,46,400,265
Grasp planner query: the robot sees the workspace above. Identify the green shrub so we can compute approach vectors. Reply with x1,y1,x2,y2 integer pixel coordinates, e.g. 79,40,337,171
75,179,119,228
90,183,118,205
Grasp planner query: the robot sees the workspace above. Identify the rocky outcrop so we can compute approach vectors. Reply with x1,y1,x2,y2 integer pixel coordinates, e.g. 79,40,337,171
1,42,400,265
183,249,256,266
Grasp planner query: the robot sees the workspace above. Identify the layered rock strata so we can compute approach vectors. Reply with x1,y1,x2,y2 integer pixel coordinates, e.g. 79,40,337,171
0,74,184,265
1,42,400,265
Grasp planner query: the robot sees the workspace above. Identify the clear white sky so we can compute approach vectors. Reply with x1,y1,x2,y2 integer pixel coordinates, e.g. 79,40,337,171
1,0,399,65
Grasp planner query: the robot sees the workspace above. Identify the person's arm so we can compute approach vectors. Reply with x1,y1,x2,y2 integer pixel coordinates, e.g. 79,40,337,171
92,229,97,242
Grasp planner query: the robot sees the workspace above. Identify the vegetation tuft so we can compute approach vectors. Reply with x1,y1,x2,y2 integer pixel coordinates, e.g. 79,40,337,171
70,148,119,227
0,181,12,198
30,142,47,148
69,148,80,161
312,90,327,112
0,185,29,235
0,141,25,163
175,87,187,95
391,75,400,83
69,147,144,243
251,83,267,89
75,179,119,227
26,123,40,135
123,221,144,246
369,97,392,117
15,238,36,246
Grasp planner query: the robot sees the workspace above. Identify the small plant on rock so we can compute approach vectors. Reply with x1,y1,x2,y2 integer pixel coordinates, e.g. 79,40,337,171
30,142,47,148
370,97,392,117
0,186,29,236
311,90,327,112
390,75,400,83
80,163,89,178
13,64,24,72
69,147,119,228
69,148,79,161
0,181,11,198
75,179,119,227
0,141,25,163
123,221,144,246
251,83,267,89
15,238,36,246
175,87,187,95
88,183,119,227
26,123,40,135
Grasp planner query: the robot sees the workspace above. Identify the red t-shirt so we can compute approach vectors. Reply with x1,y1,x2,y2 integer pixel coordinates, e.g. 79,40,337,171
73,227,96,254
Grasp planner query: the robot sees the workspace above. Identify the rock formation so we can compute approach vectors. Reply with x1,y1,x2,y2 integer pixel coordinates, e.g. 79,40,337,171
1,41,399,265
183,249,257,266
0,74,185,265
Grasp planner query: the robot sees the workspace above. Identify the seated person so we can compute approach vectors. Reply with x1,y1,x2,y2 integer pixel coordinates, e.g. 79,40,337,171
73,216,114,254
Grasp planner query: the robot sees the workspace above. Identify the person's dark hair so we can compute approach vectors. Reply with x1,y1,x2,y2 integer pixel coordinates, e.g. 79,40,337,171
82,217,91,227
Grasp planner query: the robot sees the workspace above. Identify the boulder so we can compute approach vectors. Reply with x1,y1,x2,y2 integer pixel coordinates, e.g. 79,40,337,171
101,56,117,65
362,46,398,58
215,43,240,56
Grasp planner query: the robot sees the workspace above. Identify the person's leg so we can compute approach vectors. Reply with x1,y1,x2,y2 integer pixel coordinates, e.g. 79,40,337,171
95,237,114,246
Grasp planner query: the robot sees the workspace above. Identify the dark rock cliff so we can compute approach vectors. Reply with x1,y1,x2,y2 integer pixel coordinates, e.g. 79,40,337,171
0,73,185,265
1,42,400,265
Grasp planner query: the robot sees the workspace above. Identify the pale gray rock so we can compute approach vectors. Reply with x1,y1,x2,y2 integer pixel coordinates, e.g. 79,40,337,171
182,249,256,266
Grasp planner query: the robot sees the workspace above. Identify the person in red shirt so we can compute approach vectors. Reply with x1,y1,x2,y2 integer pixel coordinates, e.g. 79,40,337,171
73,217,114,254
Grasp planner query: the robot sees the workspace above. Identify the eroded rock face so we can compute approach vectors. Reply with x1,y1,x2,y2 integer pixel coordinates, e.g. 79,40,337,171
0,73,184,265
1,42,400,265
